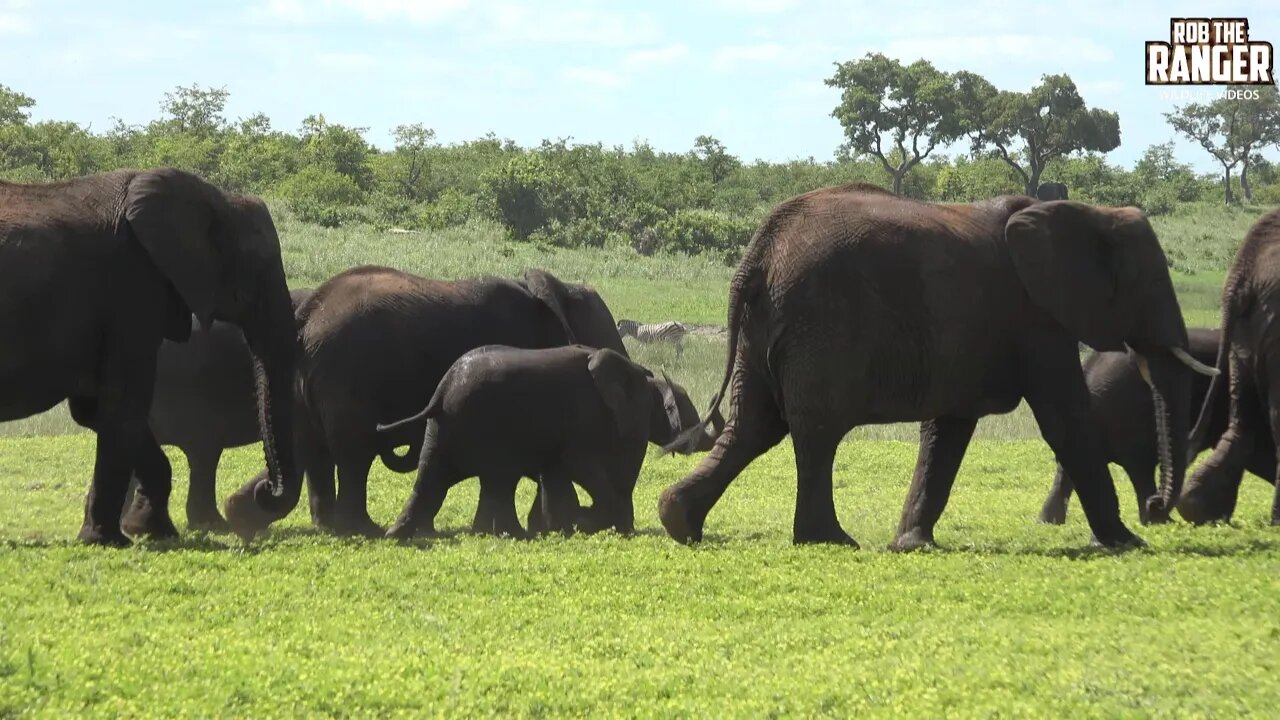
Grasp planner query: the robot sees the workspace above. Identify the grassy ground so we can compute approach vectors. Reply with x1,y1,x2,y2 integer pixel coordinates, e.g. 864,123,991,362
1,201,1278,716
0,435,1277,717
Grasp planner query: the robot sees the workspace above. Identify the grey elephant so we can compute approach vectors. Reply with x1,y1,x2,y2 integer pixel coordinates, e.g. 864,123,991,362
1039,328,1267,525
660,184,1215,550
224,265,720,541
1179,208,1280,525
1036,182,1069,201
379,344,700,539
0,168,298,546
122,288,314,531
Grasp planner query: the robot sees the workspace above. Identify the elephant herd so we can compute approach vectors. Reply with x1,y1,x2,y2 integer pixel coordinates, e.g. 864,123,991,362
1,169,1276,551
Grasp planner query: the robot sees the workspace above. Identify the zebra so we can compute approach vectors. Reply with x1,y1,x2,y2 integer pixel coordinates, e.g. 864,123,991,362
616,319,688,356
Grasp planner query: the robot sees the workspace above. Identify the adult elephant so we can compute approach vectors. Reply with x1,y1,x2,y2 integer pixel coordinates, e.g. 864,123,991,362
0,168,298,546
1179,209,1280,525
660,184,1214,550
1036,182,1069,201
224,265,719,541
130,288,314,531
1038,328,1269,525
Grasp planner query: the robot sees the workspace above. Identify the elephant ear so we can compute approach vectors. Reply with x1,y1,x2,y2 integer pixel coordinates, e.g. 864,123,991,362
124,169,223,329
1005,201,1135,352
587,349,642,437
523,269,578,344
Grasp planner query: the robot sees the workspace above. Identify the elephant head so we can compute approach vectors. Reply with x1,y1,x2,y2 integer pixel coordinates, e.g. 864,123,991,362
123,169,299,536
1005,200,1217,523
581,351,701,532
1036,182,1069,201
522,269,630,356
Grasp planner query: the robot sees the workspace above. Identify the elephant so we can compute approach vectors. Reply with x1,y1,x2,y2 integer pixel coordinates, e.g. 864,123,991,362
379,344,700,540
223,265,720,541
1036,182,1069,201
1038,328,1270,524
659,183,1216,550
1179,208,1280,525
125,288,314,531
0,168,299,546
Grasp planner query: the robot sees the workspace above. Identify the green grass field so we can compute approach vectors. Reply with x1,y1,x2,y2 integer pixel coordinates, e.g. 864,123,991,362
1,200,1278,716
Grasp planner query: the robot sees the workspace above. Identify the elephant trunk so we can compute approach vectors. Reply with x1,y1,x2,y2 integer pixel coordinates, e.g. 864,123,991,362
1142,349,1193,524
225,277,302,540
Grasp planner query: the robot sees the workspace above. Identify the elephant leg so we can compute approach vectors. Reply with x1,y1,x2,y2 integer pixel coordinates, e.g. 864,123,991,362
1023,353,1138,548
472,475,526,538
120,428,180,540
1039,464,1073,525
791,429,856,546
892,415,978,551
386,461,458,541
1266,376,1280,525
658,371,787,544
1181,366,1261,523
333,459,382,537
1124,463,1158,525
538,468,581,535
79,341,171,546
184,447,228,532
299,425,336,529
526,479,548,534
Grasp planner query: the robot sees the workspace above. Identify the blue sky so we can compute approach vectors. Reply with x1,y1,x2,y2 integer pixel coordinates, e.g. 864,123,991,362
2,0,1278,172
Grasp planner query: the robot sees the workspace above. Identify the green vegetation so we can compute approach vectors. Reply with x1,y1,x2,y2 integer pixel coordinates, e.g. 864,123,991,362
1,435,1277,717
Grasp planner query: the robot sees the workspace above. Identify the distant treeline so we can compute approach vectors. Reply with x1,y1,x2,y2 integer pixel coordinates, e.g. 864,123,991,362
1,82,1277,263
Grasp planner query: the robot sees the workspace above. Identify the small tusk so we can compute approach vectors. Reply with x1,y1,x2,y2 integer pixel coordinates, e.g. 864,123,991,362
1171,346,1220,376
1123,344,1153,385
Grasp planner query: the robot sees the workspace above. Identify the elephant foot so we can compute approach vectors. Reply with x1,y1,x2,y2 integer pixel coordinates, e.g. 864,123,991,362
224,491,278,543
1037,504,1068,525
1088,528,1146,551
385,521,419,540
187,512,231,534
121,502,180,540
794,522,859,548
889,527,936,553
77,524,133,548
657,486,706,544
334,514,385,538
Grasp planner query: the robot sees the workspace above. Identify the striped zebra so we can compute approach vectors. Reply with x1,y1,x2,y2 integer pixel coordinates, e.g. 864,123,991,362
616,319,688,356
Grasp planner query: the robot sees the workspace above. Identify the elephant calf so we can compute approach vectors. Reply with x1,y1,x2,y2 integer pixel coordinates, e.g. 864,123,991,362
379,345,700,539
1039,328,1272,524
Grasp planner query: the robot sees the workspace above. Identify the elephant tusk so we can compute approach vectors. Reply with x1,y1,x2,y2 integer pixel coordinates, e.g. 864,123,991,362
1171,346,1220,376
1123,343,1153,385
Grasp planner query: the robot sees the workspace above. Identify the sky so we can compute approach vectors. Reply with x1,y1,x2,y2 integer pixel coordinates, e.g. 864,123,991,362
2,0,1278,173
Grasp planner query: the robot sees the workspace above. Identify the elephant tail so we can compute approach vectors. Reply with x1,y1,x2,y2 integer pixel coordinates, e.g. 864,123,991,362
662,236,767,455
1188,292,1239,459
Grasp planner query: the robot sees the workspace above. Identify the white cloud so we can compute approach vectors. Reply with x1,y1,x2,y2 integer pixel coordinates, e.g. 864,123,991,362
562,67,625,89
250,0,468,25
885,34,1113,67
483,4,660,46
712,43,786,70
624,44,689,68
0,0,32,34
314,51,379,71
703,0,797,13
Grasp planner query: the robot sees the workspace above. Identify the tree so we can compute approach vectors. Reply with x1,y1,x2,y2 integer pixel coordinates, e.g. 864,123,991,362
1166,99,1252,204
389,123,437,201
826,54,962,195
691,135,739,184
0,84,34,126
299,114,373,190
157,84,229,138
964,74,1120,196
1233,85,1280,202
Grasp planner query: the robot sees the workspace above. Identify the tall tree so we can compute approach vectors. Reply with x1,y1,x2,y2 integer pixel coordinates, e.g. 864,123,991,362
691,135,739,184
964,74,1121,196
390,123,437,201
826,53,962,195
157,84,230,138
1165,85,1280,205
0,83,34,126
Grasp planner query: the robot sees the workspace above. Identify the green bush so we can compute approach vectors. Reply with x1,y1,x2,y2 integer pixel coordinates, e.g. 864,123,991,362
1139,184,1180,216
419,188,493,230
651,209,756,261
484,154,575,240
276,166,367,227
